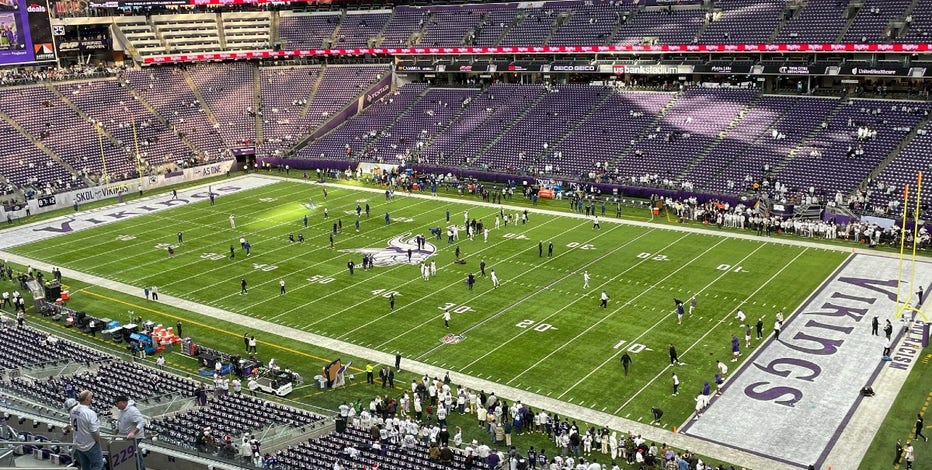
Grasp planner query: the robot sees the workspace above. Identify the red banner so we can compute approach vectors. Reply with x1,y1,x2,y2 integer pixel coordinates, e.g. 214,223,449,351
142,43,932,64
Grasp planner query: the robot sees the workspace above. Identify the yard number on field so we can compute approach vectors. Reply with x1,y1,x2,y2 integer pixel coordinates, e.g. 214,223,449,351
716,264,746,272
372,289,400,297
503,233,529,240
308,275,335,284
613,339,652,353
566,242,595,250
516,319,558,332
637,252,669,261
200,252,225,261
253,263,278,272
439,303,473,314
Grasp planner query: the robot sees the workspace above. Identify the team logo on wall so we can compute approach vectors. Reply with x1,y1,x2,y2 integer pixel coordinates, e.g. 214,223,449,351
340,232,436,267
440,333,464,344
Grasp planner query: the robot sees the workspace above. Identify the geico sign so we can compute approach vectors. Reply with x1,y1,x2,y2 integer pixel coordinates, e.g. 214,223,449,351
551,65,595,72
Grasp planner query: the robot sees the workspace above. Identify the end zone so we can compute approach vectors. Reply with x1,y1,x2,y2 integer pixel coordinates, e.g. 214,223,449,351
681,253,932,468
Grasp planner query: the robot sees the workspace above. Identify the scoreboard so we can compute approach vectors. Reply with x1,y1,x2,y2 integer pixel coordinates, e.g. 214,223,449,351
0,0,55,65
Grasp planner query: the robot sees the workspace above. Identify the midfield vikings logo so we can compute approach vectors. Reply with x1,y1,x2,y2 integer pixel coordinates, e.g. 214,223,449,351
340,232,436,267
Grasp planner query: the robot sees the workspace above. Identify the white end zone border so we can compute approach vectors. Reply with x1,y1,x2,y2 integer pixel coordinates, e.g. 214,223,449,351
0,174,279,250
2,161,235,220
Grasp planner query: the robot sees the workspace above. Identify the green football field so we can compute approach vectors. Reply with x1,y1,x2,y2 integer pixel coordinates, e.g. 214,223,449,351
9,179,850,425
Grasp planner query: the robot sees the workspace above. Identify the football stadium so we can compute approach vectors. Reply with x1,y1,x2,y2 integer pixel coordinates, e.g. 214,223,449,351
0,1,930,469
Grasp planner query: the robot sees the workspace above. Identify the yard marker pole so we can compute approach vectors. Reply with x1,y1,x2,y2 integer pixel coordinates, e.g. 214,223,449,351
896,183,910,317
908,172,925,321
909,172,923,285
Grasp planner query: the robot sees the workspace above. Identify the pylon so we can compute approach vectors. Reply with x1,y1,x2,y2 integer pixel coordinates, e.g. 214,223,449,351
672,426,678,433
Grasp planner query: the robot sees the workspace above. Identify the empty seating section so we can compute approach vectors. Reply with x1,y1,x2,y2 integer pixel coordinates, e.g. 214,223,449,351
473,7,520,47
259,65,389,156
275,425,469,470
699,0,785,44
222,13,271,52
418,6,486,47
305,66,388,130
782,100,925,197
556,91,675,178
100,0,932,60
897,1,932,42
872,120,932,216
775,0,849,43
336,12,392,48
360,88,481,163
0,118,75,192
382,6,425,47
117,19,166,57
434,84,547,167
549,4,622,46
842,0,911,43
0,327,107,371
479,85,611,173
614,88,758,178
187,62,257,147
149,393,322,449
60,80,200,178
0,86,124,179
613,7,705,46
7,361,196,418
499,8,555,46
690,96,835,193
279,13,340,49
153,14,222,54
297,83,428,161
123,69,225,162
110,0,932,58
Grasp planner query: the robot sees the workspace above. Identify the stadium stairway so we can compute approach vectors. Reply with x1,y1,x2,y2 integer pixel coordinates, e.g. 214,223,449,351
834,2,862,43
542,10,573,46
860,110,932,192
216,13,228,51
608,90,682,169
469,90,550,162
120,81,208,159
677,94,764,182
180,70,221,128
298,65,328,120
529,88,618,162
605,6,641,46
0,111,72,187
371,8,397,48
254,67,264,144
772,97,847,177
767,2,797,43
47,84,121,150
350,87,431,158
896,0,925,38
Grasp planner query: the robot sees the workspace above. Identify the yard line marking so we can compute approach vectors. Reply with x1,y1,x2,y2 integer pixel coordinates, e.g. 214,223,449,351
429,230,688,369
185,196,439,299
613,246,811,414
340,219,597,342
261,203,518,322
510,237,736,392
39,180,313,269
